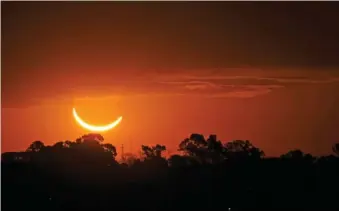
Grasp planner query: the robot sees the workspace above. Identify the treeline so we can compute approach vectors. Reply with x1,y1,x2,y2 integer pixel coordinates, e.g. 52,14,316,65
2,133,339,210
3,133,339,167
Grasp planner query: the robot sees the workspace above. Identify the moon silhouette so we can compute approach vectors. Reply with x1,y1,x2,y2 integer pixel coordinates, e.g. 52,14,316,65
72,108,122,132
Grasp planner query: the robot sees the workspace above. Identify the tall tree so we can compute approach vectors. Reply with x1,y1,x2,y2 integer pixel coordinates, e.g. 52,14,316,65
26,140,45,152
206,134,226,163
141,144,167,158
178,133,208,162
153,144,167,157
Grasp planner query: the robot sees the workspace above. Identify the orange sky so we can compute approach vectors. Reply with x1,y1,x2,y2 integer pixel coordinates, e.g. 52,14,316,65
2,68,339,156
2,2,339,156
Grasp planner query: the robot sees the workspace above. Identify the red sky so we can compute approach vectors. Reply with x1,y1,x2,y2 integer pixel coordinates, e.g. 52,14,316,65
2,2,339,156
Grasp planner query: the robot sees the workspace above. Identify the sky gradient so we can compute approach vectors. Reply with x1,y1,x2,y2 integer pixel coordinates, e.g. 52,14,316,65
2,2,339,156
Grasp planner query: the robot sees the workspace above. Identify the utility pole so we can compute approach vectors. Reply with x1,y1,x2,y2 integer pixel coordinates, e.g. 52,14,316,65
121,144,124,161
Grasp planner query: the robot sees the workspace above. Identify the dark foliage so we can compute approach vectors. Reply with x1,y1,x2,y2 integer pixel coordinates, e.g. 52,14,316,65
2,133,339,211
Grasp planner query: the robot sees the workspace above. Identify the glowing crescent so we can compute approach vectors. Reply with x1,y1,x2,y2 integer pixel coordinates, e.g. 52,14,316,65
72,108,122,132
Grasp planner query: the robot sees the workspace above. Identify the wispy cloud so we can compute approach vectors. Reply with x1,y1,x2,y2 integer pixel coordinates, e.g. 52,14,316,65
160,75,339,85
3,68,339,108
46,72,339,101
158,81,285,98
153,71,339,98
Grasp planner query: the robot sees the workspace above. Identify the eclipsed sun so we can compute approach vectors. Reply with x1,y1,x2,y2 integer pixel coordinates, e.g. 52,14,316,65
72,108,122,132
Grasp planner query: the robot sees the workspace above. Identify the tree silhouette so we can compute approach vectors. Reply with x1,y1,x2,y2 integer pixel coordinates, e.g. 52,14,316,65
141,144,166,158
81,133,105,143
1,152,28,163
2,132,339,210
26,140,45,152
224,140,264,161
332,143,339,156
141,145,153,158
64,140,76,148
168,154,198,167
53,141,65,149
206,134,226,163
70,134,116,167
141,144,168,168
75,137,82,144
101,143,118,158
281,149,304,160
122,153,140,166
178,133,209,163
153,144,166,157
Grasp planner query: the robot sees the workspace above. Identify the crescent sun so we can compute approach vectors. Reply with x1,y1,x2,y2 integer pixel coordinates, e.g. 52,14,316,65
72,108,122,132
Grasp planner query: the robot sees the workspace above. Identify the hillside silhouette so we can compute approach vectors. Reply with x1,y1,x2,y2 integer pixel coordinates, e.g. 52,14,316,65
2,133,339,211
